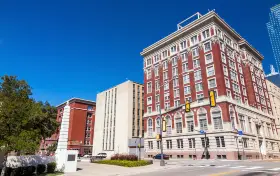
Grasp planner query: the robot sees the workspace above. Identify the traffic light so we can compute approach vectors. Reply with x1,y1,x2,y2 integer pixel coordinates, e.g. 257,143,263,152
156,134,162,140
185,100,190,112
209,90,216,107
162,119,166,132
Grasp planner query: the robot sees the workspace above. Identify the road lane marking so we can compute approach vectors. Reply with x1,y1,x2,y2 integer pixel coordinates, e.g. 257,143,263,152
244,166,263,170
229,166,246,169
268,167,280,171
215,165,230,168
208,170,240,176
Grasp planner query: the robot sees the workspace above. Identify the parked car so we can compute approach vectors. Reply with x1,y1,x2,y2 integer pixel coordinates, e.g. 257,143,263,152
83,155,91,158
153,154,169,160
96,153,107,159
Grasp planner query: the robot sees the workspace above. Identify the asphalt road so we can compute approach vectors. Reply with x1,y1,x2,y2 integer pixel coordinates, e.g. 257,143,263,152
132,160,280,176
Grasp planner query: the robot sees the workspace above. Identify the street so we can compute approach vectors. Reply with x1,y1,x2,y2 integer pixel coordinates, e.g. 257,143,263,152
133,160,280,176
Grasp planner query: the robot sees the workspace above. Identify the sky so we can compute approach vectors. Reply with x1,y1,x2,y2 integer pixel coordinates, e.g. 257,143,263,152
0,0,279,106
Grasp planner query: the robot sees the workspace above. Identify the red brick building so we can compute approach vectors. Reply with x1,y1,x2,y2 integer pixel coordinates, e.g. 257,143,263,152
141,11,280,160
40,98,96,155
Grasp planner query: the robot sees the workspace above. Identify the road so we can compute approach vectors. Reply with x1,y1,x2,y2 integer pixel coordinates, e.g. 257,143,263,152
132,159,280,176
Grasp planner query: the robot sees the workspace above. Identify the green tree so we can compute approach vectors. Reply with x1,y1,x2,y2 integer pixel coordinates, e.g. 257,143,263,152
0,75,58,176
46,141,58,154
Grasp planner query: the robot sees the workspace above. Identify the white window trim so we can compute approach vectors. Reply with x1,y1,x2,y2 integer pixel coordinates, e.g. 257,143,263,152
147,81,152,94
203,41,212,52
195,82,203,92
147,96,153,105
206,65,215,77
208,78,217,89
147,106,152,113
205,52,213,65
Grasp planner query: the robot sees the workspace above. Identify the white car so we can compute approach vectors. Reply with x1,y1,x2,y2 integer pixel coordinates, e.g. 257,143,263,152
83,155,91,158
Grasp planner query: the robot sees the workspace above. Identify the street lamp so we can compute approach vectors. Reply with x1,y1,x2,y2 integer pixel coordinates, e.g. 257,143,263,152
137,136,143,160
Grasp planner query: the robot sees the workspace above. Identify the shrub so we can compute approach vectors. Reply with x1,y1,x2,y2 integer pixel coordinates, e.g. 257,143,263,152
111,154,138,161
37,164,46,174
22,166,35,176
93,160,151,167
47,162,56,173
10,167,21,176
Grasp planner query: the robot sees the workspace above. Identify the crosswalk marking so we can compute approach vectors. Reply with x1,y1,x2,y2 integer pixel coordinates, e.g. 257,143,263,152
268,167,280,171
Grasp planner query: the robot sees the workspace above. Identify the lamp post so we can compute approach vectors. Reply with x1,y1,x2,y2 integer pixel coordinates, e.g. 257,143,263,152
137,136,143,160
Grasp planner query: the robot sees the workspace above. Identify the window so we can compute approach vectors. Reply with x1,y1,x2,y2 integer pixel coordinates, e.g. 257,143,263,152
238,64,243,74
180,41,186,50
163,61,168,70
212,107,223,129
208,78,216,88
177,139,183,149
174,100,180,107
232,83,239,93
184,86,191,95
204,42,211,52
221,53,226,63
171,45,176,53
147,82,152,93
197,93,204,101
223,65,228,76
205,53,213,64
188,138,195,148
198,108,208,131
157,141,161,149
162,50,168,58
166,116,172,135
217,29,222,38
181,53,187,62
227,90,232,98
193,59,200,68
182,62,188,72
164,81,169,90
225,78,230,88
148,119,153,136
172,67,178,76
163,71,168,80
174,89,180,98
230,71,238,82
147,68,151,79
195,83,203,92
164,92,169,101
165,102,170,109
224,35,232,46
148,141,153,149
155,94,160,103
148,106,152,113
191,35,198,45
229,60,236,70
215,137,225,147
239,115,246,132
175,116,183,133
201,137,209,148
243,138,248,148
154,55,160,63
207,65,215,77
192,48,199,57
155,80,160,91
240,76,245,85
220,42,225,52
156,118,161,134
154,66,159,77
146,58,152,66
183,74,190,84
186,113,194,132
173,78,179,87
242,87,247,96
202,29,210,40
172,57,178,66
166,140,172,149
147,97,152,105
194,70,202,81
248,118,252,133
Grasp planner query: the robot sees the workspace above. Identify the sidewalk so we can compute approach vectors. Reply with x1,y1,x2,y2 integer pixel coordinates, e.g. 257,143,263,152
65,161,182,176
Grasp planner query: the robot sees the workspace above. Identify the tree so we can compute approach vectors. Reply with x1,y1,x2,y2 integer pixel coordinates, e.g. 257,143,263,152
46,142,57,154
0,75,58,176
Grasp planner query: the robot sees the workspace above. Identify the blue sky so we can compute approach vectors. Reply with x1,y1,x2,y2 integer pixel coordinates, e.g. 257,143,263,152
0,0,278,105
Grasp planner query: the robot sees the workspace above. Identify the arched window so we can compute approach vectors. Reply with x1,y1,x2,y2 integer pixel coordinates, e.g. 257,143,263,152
156,118,161,134
186,111,194,132
175,113,183,133
148,119,153,137
198,108,208,131
211,107,223,130
165,116,172,135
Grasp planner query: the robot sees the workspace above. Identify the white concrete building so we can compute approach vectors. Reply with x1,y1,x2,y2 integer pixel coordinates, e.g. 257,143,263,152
92,80,144,158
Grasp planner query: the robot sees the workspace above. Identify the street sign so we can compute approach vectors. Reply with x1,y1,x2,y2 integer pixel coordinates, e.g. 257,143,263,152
185,100,190,112
238,130,243,136
199,130,205,134
209,90,216,107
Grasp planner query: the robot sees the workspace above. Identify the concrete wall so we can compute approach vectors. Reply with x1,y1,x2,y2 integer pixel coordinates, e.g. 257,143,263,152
0,155,55,169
